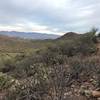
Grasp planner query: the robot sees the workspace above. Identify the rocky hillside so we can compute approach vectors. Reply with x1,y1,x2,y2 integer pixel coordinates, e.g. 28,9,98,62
0,30,100,100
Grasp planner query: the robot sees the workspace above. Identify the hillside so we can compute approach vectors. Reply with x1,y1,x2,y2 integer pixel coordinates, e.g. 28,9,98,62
0,30,100,100
0,35,34,53
0,35,53,68
57,32,81,40
0,34,53,53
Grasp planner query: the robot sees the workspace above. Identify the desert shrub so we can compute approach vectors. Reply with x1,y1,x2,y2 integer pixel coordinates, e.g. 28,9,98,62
11,56,35,78
6,78,48,100
6,63,50,100
68,56,100,84
14,53,26,61
5,54,100,100
11,54,49,78
42,51,68,71
5,53,71,100
46,30,97,57
78,30,97,55
0,54,26,74
58,40,79,56
4,51,100,100
0,59,16,73
0,72,15,91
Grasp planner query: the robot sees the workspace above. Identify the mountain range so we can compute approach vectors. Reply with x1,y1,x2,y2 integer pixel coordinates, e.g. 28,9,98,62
0,31,60,40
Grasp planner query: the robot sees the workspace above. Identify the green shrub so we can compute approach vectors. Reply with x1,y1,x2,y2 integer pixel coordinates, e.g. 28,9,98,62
0,72,15,91
68,56,100,83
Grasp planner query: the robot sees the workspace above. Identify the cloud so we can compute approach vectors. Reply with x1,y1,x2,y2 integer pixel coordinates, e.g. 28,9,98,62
0,0,100,35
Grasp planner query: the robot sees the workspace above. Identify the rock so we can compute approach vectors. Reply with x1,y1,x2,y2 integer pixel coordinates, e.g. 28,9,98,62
97,98,100,100
92,91,100,97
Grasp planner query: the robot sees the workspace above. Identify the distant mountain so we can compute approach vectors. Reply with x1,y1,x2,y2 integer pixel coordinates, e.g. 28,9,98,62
0,31,60,40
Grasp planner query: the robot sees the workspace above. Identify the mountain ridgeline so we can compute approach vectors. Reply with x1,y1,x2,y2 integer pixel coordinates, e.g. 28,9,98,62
0,31,60,39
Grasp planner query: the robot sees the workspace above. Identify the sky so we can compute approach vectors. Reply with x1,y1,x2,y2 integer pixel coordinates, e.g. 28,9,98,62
0,0,100,35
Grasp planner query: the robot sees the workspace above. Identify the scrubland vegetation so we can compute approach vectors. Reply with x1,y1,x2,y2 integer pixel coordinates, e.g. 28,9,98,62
0,29,100,100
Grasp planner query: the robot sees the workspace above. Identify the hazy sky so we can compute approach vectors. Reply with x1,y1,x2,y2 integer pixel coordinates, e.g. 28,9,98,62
0,0,100,35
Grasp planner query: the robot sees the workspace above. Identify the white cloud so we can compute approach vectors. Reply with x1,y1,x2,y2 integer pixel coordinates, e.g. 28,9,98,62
0,0,100,34
0,22,62,35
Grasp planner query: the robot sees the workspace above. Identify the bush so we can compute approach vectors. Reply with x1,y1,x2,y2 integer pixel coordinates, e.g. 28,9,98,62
68,56,100,83
0,72,15,91
0,59,16,73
